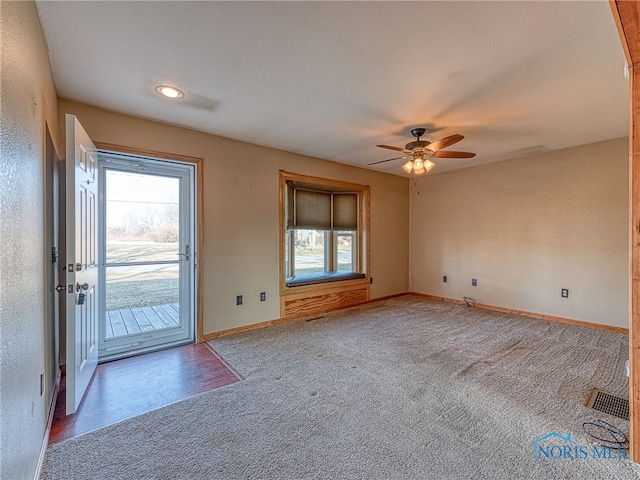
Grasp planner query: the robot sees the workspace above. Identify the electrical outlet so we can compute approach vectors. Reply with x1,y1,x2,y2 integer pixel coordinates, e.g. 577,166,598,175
260,292,266,302
472,279,477,287
443,275,447,283
561,288,569,298
236,295,243,305
369,277,373,284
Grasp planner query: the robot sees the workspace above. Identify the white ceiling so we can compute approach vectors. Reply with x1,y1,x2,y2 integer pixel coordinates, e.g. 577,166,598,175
36,1,629,176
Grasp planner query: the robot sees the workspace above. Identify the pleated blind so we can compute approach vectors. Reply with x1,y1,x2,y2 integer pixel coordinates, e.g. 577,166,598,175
333,194,357,230
295,189,332,229
286,181,357,231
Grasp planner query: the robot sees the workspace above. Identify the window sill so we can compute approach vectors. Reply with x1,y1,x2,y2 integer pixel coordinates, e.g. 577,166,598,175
286,272,366,288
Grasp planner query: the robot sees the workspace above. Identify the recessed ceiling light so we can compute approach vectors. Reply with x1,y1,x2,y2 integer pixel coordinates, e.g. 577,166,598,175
155,85,184,99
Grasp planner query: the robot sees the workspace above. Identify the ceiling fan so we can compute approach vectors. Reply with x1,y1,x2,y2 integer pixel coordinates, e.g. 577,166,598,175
368,127,476,175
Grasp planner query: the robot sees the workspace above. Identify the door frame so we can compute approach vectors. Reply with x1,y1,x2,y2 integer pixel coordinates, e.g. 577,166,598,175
94,143,204,344
43,123,60,414
98,155,195,359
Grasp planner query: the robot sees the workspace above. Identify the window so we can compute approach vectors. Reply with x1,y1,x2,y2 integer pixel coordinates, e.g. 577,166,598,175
281,172,368,287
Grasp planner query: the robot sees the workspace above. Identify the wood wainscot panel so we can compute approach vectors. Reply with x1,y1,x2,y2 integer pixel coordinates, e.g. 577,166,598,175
284,284,369,319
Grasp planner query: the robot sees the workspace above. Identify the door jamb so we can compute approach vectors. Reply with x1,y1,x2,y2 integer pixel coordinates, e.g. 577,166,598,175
610,0,640,463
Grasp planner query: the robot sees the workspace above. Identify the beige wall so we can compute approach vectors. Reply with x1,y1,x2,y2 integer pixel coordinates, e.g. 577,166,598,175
0,1,61,478
57,100,410,335
410,138,629,329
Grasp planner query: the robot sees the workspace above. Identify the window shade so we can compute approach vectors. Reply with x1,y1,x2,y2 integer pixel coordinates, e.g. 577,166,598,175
333,193,357,231
286,181,295,229
286,181,358,231
295,189,331,229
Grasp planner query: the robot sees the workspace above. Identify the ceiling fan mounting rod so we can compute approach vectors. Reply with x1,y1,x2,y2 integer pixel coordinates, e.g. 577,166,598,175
410,127,426,141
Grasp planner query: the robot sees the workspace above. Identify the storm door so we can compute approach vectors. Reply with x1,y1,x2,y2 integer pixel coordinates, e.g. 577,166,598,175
97,153,195,360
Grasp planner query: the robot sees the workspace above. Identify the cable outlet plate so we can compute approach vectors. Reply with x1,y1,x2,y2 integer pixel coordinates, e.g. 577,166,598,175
472,279,477,287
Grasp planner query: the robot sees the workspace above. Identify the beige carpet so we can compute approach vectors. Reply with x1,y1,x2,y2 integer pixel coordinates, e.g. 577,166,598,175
41,295,640,479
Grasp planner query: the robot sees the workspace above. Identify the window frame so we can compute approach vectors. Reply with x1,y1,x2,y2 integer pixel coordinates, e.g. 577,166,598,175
279,171,370,293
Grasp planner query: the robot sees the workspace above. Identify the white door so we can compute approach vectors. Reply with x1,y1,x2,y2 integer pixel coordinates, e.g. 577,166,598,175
97,154,196,360
65,114,99,414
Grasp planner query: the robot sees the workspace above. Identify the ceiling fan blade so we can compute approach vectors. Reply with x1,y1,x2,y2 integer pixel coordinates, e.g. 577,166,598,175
433,151,476,158
367,155,409,166
426,134,464,152
376,144,409,153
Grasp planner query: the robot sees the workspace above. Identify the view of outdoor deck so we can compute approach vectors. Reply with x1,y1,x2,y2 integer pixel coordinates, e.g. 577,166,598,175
105,303,179,339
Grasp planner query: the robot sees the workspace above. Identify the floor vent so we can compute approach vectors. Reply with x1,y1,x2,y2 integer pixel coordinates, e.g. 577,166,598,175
305,316,325,322
586,389,629,420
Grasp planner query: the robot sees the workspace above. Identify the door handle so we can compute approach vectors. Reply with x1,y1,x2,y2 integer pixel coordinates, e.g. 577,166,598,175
76,282,89,291
177,245,190,261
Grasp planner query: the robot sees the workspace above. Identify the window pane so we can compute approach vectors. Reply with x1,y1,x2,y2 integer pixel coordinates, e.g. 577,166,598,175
337,233,354,272
105,264,179,340
106,170,180,263
293,229,326,276
106,264,179,311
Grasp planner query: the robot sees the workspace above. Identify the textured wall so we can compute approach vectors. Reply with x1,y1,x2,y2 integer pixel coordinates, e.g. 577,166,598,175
57,100,409,335
410,138,629,328
0,1,60,478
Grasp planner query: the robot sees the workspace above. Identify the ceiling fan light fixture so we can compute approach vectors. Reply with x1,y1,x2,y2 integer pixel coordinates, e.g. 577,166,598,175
402,161,414,174
155,85,184,99
413,160,426,175
371,127,475,175
424,159,436,172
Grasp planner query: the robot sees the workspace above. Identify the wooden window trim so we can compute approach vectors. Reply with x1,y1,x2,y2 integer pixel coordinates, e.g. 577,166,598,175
279,171,370,305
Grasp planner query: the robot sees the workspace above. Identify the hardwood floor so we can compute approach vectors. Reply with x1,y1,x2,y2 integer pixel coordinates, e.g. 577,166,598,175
49,343,242,445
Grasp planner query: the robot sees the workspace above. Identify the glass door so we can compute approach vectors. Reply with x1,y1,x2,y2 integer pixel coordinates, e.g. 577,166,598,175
97,153,195,360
